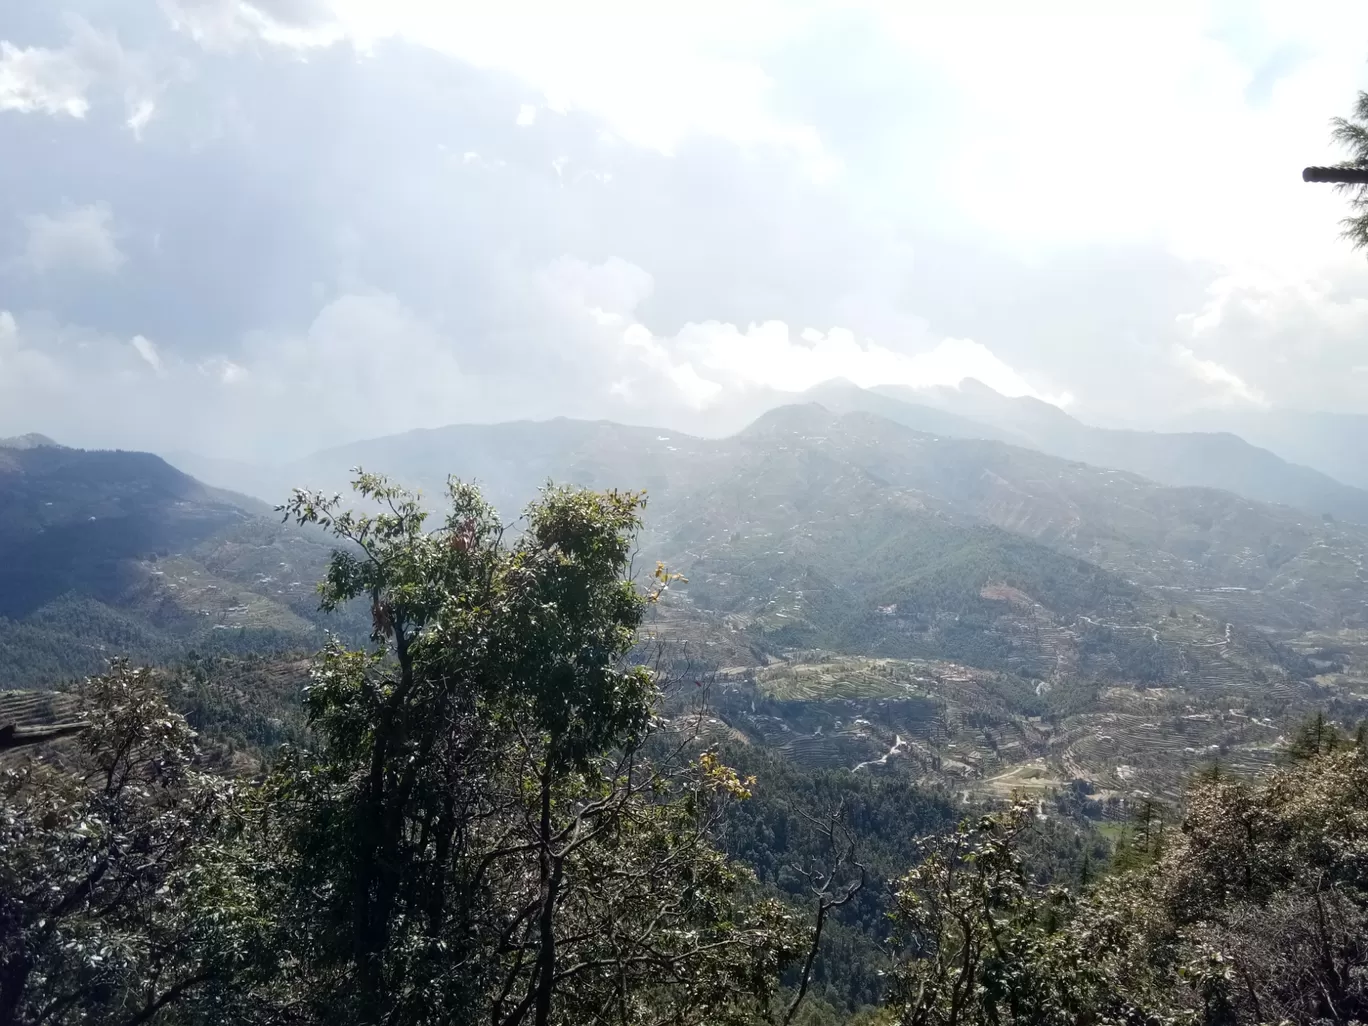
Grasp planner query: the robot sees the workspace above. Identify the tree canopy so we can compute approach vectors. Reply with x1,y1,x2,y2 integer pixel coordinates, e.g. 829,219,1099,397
1,475,815,1026
9,471,1368,1026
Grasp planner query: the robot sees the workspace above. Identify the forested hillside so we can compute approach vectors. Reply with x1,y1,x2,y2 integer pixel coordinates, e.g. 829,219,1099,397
5,469,1368,1026
14,403,1368,798
9,401,1368,1026
0,438,361,684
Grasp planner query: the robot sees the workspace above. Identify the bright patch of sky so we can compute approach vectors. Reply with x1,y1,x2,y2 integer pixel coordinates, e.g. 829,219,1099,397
1,0,1367,456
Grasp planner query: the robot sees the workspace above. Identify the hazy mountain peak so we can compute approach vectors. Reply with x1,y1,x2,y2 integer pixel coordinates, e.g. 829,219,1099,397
0,433,63,450
739,402,841,438
801,378,868,401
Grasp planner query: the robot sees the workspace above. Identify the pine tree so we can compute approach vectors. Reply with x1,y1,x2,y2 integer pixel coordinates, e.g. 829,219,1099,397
1331,91,1368,249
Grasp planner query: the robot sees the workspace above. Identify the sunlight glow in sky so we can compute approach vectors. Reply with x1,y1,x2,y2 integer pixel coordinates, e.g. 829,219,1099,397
2,0,1368,456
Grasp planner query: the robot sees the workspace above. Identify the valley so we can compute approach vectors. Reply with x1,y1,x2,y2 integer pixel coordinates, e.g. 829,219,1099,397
6,389,1368,1024
11,385,1365,807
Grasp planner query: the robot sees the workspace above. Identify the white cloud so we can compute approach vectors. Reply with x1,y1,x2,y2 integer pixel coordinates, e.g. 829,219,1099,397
159,0,343,50
1173,265,1368,412
235,293,471,434
131,335,165,376
540,256,1067,413
126,98,156,138
0,17,159,133
1173,344,1267,408
858,1,1368,283
0,256,1071,459
0,311,145,405
0,311,65,391
21,203,126,275
0,39,94,117
198,355,248,384
12,0,1368,444
0,296,474,457
174,0,836,174
681,325,1069,405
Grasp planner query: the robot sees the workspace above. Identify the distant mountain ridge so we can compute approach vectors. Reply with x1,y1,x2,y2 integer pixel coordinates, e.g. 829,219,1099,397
1175,407,1368,492
169,398,1368,632
168,380,1368,530
814,379,1368,527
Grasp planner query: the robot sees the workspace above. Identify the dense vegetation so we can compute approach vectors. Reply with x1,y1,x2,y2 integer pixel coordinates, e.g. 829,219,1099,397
888,729,1368,1025
7,471,1368,1026
0,476,817,1026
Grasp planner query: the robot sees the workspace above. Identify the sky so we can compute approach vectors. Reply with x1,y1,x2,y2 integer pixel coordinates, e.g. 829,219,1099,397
3,0,1368,460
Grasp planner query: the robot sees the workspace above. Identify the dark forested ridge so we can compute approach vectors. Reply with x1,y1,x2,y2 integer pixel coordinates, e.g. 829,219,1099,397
0,440,361,685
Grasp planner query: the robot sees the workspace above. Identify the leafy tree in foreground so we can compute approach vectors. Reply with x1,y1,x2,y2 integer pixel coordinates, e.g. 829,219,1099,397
887,737,1368,1026
2,473,822,1026
888,802,1164,1026
272,473,804,1026
0,660,272,1026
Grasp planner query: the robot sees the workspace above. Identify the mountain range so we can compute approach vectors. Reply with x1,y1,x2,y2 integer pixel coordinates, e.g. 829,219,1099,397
165,379,1368,531
816,379,1368,526
1173,407,1368,492
9,384,1368,800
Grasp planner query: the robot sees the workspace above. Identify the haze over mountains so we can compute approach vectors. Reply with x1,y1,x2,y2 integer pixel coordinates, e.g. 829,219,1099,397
166,378,1368,531
1174,407,1368,492
10,385,1368,802
824,379,1368,526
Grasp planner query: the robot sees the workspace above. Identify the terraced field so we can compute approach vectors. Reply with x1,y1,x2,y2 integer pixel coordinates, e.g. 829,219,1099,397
0,689,84,766
0,689,79,729
680,628,1368,808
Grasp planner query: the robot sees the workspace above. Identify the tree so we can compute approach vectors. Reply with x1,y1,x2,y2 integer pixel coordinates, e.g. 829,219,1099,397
272,472,803,1026
1330,91,1368,249
0,660,272,1026
890,802,1112,1026
886,735,1368,1026
1285,710,1343,761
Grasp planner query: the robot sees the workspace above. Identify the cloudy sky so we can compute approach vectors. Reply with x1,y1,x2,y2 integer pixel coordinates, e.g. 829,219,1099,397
3,0,1368,459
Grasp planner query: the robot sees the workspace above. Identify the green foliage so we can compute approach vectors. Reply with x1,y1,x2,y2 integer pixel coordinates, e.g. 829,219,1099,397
1332,90,1368,251
1284,710,1352,761
888,741,1368,1025
2,475,827,1026
0,660,275,1026
267,472,806,1026
717,745,958,1013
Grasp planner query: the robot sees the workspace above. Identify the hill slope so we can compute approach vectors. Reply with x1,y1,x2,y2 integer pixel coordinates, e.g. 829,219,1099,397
1176,407,1368,492
870,379,1368,525
51,408,1368,795
0,445,353,686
